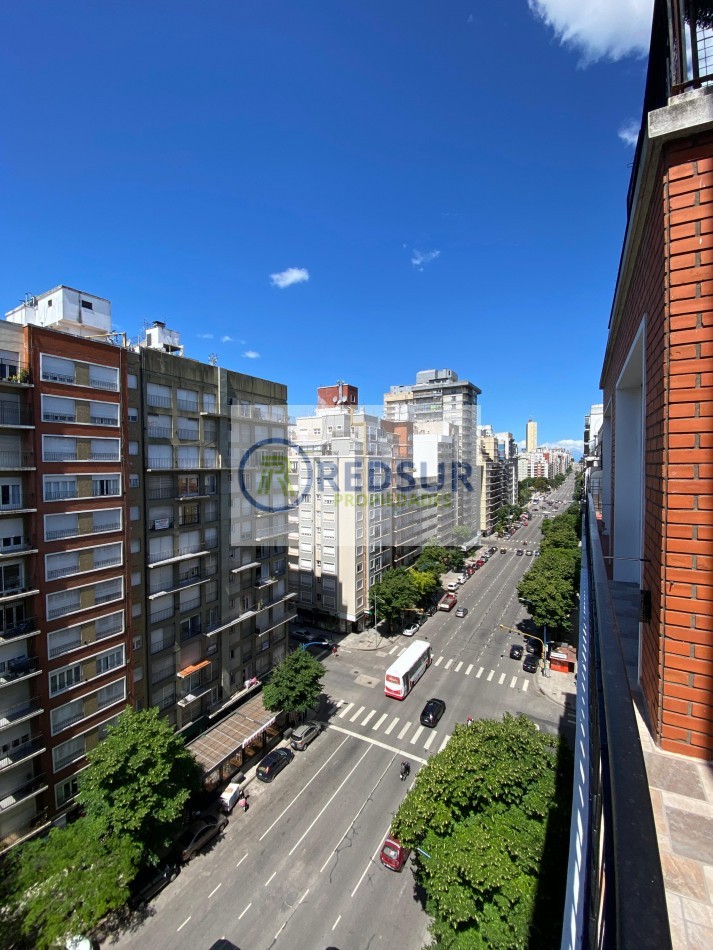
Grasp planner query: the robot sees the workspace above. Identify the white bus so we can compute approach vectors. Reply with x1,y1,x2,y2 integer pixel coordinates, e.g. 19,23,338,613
384,639,432,700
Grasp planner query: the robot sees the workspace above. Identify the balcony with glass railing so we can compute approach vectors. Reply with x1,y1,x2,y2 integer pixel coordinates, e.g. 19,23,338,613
0,698,43,729
0,617,39,643
0,656,41,687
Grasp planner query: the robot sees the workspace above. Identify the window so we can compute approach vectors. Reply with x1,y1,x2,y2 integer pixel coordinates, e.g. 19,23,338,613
130,538,140,554
52,735,85,770
132,635,142,650
130,506,139,521
44,478,76,502
127,373,138,389
51,698,83,735
93,475,120,497
128,407,139,422
132,602,142,618
129,474,139,489
81,299,93,310
128,441,139,456
50,663,82,696
203,392,216,413
97,678,126,709
48,624,82,658
96,646,124,675
131,571,141,587
41,355,75,384
55,776,79,808
0,484,21,508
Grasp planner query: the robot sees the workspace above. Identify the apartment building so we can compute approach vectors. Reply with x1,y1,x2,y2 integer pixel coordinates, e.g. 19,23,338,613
0,288,290,850
478,425,510,536
493,431,518,506
384,368,482,545
525,418,538,453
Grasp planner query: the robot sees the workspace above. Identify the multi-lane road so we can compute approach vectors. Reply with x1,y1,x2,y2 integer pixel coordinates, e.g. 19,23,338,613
108,485,574,950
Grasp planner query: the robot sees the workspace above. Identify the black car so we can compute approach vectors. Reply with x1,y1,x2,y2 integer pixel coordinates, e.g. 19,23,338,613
129,862,180,910
425,605,438,617
516,549,524,556
522,655,539,674
177,814,228,862
290,630,333,648
509,644,524,660
256,747,294,782
525,638,542,656
419,698,446,728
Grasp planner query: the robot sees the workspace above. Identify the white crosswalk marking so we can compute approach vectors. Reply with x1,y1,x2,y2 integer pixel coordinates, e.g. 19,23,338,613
361,710,375,727
350,705,365,722
438,733,451,752
522,680,529,692
510,676,517,689
465,664,473,675
435,656,443,666
487,670,494,682
410,725,425,745
389,644,400,655
372,713,387,731
397,721,412,740
455,661,463,672
423,729,438,750
477,667,484,678
445,658,453,670
338,702,353,719
384,717,399,735
498,673,506,685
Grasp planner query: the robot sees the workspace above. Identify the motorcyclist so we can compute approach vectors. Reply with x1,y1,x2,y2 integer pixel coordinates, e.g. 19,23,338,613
400,760,410,779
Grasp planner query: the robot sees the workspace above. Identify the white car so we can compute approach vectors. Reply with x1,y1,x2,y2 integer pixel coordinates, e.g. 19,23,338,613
446,582,459,592
402,622,420,637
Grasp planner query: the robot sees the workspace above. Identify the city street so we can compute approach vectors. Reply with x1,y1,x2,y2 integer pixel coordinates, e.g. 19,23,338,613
106,489,574,950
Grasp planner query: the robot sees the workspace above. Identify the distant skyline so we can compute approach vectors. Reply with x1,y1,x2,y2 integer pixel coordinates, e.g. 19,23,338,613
0,1,656,455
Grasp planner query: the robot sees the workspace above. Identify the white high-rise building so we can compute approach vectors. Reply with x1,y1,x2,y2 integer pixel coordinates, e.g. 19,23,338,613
526,418,538,453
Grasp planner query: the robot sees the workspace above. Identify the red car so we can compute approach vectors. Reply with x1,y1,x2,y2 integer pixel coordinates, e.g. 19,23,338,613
380,836,411,871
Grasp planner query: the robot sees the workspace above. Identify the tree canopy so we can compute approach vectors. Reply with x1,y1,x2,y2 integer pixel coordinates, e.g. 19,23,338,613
517,505,581,634
390,715,571,949
77,706,202,863
262,644,324,716
368,567,419,626
5,817,138,950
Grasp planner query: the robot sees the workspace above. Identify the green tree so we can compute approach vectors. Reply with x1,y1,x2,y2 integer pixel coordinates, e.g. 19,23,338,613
451,524,472,546
368,568,419,627
262,646,324,718
6,817,138,950
77,706,202,863
391,715,571,949
408,567,439,603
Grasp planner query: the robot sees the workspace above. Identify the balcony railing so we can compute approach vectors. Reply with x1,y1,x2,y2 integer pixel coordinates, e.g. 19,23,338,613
47,602,81,620
0,656,41,683
0,698,43,725
151,666,175,686
0,736,44,771
94,522,121,534
0,402,33,426
176,399,199,412
0,775,48,813
147,426,172,439
41,370,75,384
147,543,206,565
560,495,671,950
0,451,34,468
150,634,176,655
148,486,174,500
88,377,119,392
177,596,201,614
176,428,199,440
91,452,120,461
44,489,77,501
90,415,119,426
42,412,76,424
0,617,37,641
146,394,172,409
150,606,175,624
147,458,173,469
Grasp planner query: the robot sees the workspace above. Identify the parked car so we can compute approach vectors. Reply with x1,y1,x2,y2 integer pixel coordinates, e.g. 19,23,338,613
420,698,446,727
500,548,507,553
526,550,533,556
402,622,421,637
509,644,524,660
290,630,333,648
455,606,468,618
446,582,459,592
176,814,228,862
523,655,539,674
380,835,411,872
129,862,180,909
525,638,542,655
219,781,244,814
256,747,294,783
476,558,485,567
516,549,524,556
425,604,438,617
534,550,540,557
290,720,322,751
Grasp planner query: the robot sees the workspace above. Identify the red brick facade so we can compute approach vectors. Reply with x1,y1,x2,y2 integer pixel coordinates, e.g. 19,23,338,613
603,133,713,759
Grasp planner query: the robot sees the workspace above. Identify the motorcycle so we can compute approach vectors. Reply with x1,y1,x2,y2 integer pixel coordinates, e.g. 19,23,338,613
399,762,410,782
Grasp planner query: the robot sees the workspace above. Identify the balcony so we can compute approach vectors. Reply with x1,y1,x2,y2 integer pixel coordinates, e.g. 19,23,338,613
147,543,209,566
88,377,119,392
0,539,35,557
176,428,199,440
89,415,119,426
0,360,31,386
41,370,75,384
0,451,34,470
151,666,175,686
149,605,175,625
43,489,77,501
177,596,201,614
177,681,212,707
0,402,33,427
146,394,172,409
0,775,48,815
0,656,41,686
177,399,199,413
0,617,39,642
0,495,35,513
0,698,43,729
91,452,120,462
150,634,176,655
147,425,172,439
0,581,38,603
0,736,45,772
148,486,174,501
150,518,173,531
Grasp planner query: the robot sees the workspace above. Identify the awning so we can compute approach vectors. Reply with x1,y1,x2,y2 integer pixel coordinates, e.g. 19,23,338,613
177,659,211,678
187,693,278,774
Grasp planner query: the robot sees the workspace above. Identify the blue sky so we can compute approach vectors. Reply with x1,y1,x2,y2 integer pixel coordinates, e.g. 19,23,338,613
0,0,654,453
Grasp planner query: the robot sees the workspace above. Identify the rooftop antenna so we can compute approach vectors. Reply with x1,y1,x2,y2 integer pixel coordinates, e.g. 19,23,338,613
208,353,218,366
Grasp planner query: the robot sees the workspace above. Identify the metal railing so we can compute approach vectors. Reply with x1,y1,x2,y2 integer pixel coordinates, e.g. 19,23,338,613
90,415,119,426
44,489,77,501
150,606,175,624
147,426,172,438
0,736,44,771
88,377,119,391
0,775,47,812
176,428,199,440
0,698,42,724
560,495,671,949
177,399,199,412
0,451,34,468
0,617,37,640
146,394,172,409
1,656,41,681
150,634,176,655
0,402,32,426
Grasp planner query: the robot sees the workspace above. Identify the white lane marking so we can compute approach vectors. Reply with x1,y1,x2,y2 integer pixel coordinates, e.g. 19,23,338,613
238,902,252,920
328,722,427,763
332,915,342,931
299,888,309,903
384,716,399,735
445,658,453,670
350,705,365,722
498,673,506,685
423,729,438,750
389,644,400,654
397,721,412,740
410,725,425,745
361,709,376,727
289,746,372,856
259,735,350,840
510,676,517,688
338,702,353,719
236,853,248,868
274,921,287,940
455,661,463,672
372,713,387,731
265,871,276,886
177,917,191,932
352,821,393,898
435,656,443,666
438,733,451,751
522,680,529,692
465,664,473,675
487,670,494,682
208,882,222,898
477,667,484,678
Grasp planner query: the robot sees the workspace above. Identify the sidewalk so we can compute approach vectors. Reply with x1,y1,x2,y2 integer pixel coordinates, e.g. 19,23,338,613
536,666,577,708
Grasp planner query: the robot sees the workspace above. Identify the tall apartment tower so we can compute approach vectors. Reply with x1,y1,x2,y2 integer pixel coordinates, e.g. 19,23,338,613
0,287,290,850
525,418,538,453
384,369,482,545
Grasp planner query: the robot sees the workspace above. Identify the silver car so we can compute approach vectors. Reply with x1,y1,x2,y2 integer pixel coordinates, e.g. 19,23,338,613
290,720,322,751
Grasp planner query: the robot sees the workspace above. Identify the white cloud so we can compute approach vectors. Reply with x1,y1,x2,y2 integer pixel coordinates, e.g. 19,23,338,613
518,439,526,450
197,333,214,339
411,248,441,270
618,119,640,147
243,350,260,359
270,267,309,289
551,438,585,454
528,0,653,63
